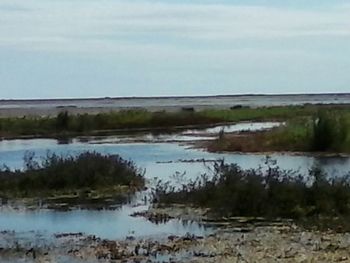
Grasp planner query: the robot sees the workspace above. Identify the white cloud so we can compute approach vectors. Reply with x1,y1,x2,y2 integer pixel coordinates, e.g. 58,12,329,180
0,0,349,53
1,0,349,99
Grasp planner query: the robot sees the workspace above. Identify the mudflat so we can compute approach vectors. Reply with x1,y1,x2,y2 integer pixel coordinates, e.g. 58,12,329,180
1,93,350,117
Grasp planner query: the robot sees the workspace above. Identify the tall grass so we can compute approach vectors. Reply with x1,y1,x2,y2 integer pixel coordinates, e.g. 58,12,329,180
210,110,350,153
311,111,349,151
0,152,144,197
155,161,350,229
199,105,324,122
267,111,350,152
0,110,221,138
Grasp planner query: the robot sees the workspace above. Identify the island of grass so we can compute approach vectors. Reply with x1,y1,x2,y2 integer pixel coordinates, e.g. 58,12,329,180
0,152,145,209
206,109,350,153
153,161,350,231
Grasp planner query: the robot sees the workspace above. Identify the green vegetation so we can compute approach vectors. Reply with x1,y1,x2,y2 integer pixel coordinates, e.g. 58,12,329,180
1,105,349,153
155,161,350,230
209,109,350,153
0,104,348,139
311,111,349,151
265,111,350,152
0,152,144,198
0,110,219,138
200,105,317,122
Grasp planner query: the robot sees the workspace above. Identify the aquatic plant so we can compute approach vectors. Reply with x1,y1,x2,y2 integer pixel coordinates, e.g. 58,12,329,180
56,111,70,131
208,109,350,153
311,111,348,151
155,161,350,229
0,151,145,197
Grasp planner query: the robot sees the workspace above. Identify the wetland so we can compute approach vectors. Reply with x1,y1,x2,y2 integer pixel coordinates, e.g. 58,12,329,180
1,105,350,262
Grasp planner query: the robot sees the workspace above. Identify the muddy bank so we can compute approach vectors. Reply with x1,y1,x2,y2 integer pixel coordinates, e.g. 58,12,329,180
2,222,350,262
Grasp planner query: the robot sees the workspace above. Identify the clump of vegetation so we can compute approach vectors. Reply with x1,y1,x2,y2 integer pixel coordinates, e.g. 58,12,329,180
311,111,348,151
0,152,144,198
267,111,349,152
208,109,350,153
154,161,350,230
56,111,70,131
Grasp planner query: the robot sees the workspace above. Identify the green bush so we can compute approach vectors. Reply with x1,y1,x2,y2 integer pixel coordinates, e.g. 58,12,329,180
0,152,144,196
155,161,350,222
56,111,70,131
311,111,349,151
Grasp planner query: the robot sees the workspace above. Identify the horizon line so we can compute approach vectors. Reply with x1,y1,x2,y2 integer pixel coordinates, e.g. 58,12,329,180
1,92,350,102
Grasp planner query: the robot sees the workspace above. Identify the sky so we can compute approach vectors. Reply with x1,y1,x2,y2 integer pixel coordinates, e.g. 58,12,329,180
0,0,349,99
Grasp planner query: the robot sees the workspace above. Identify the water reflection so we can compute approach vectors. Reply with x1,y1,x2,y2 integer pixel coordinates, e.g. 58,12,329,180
0,205,212,240
56,137,73,145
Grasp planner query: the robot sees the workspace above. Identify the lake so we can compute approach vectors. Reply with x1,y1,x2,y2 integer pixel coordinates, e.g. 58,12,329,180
0,124,350,240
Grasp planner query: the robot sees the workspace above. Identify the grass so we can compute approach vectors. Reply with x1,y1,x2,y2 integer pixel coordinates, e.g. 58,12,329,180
198,104,350,122
0,110,220,138
154,161,350,231
0,151,145,198
209,110,350,153
267,111,350,152
0,104,349,139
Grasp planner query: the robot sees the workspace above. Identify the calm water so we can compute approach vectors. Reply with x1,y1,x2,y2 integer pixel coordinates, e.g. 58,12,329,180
0,129,350,239
1,138,349,176
184,121,282,134
0,205,209,240
80,122,283,144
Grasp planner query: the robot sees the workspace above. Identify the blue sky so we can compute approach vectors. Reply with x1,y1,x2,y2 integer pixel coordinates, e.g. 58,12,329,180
0,0,349,99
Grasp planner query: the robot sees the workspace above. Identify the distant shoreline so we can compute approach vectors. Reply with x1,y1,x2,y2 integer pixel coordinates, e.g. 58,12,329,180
1,94,350,118
1,92,350,102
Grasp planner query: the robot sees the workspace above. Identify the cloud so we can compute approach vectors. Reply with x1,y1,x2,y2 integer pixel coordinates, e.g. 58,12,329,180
0,3,33,12
0,0,349,54
0,0,349,99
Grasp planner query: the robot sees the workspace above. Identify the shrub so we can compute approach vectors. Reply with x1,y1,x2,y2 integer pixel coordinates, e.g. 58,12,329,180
0,152,144,196
311,111,349,151
55,111,70,131
155,161,350,222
